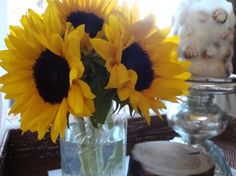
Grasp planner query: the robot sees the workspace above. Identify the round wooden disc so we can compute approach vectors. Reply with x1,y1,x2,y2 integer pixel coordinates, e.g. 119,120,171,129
131,141,215,176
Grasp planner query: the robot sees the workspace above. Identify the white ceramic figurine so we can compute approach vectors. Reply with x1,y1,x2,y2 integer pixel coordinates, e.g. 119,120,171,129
172,0,235,78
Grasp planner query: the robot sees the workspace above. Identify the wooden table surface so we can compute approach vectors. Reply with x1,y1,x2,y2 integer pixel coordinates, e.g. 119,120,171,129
0,116,235,176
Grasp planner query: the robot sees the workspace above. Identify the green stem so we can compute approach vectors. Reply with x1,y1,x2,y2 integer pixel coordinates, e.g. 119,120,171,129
76,118,90,175
104,115,126,175
87,119,104,175
104,136,125,175
74,109,126,176
77,118,104,176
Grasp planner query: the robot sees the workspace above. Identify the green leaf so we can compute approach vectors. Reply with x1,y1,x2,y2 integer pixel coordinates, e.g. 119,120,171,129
81,53,115,127
91,90,113,127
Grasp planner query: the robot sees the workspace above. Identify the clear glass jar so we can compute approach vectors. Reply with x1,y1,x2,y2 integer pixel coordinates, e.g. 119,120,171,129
60,107,127,176
167,88,232,176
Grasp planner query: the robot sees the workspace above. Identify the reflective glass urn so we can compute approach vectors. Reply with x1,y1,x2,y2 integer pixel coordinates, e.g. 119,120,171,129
167,76,236,176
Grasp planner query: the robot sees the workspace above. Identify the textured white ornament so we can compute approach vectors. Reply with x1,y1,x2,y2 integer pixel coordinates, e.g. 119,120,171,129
172,0,236,78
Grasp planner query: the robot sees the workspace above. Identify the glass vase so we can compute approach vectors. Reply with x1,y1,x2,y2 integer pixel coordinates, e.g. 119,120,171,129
60,107,127,176
166,77,236,176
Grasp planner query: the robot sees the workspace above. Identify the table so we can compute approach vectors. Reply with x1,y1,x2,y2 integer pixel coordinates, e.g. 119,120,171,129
0,116,236,176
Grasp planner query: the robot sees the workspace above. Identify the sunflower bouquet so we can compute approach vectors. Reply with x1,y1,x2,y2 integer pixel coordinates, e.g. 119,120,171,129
0,0,191,175
0,0,189,152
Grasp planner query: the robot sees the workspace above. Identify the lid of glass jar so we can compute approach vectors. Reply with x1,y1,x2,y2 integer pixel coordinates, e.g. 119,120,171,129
187,74,236,94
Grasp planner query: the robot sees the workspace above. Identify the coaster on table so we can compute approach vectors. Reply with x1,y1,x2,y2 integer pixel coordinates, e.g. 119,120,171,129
131,141,215,176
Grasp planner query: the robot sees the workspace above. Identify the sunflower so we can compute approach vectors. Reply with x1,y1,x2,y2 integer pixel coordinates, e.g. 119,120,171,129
115,0,140,25
0,10,95,142
91,11,191,124
50,0,118,49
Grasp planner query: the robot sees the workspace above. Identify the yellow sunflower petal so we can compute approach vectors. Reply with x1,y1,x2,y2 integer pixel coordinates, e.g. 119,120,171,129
9,90,36,115
8,35,40,57
0,70,32,84
54,98,68,133
90,38,114,61
164,35,179,44
27,104,57,131
106,64,129,88
51,113,68,142
36,106,58,140
43,3,62,34
67,84,84,114
81,99,95,116
175,72,192,80
129,91,140,110
149,43,178,62
65,24,84,60
50,125,59,143
0,80,35,94
138,99,151,125
51,101,68,142
49,33,64,56
78,80,95,99
154,88,182,98
156,77,189,90
126,70,137,89
117,87,129,101
104,0,118,14
154,62,189,76
27,9,44,31
69,68,78,86
20,93,48,130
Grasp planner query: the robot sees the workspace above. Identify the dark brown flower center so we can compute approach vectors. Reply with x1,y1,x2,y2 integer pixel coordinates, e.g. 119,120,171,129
33,50,70,104
121,43,154,91
67,11,104,38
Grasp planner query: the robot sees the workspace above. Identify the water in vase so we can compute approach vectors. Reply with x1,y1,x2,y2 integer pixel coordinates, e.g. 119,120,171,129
60,121,126,176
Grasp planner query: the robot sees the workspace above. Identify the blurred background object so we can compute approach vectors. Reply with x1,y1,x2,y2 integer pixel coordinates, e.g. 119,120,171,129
172,0,235,78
